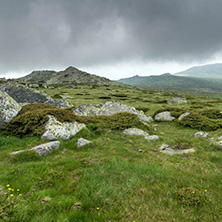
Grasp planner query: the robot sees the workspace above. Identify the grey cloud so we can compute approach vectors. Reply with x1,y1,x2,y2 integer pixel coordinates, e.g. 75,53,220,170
0,0,222,75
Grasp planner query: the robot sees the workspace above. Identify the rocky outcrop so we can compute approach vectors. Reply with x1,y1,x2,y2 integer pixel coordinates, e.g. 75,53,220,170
155,111,175,121
1,82,72,108
77,138,92,147
0,90,21,126
41,115,86,140
11,141,61,156
73,100,153,122
159,144,195,155
167,97,187,104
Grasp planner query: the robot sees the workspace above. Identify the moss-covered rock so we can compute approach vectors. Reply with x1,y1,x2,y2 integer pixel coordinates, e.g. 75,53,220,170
0,90,21,127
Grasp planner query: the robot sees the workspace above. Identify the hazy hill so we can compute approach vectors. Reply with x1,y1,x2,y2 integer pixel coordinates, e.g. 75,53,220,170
118,73,222,96
19,66,121,86
175,63,222,79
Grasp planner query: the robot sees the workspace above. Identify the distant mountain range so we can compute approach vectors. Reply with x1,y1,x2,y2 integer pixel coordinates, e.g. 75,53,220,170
18,66,121,86
175,63,222,79
118,73,222,97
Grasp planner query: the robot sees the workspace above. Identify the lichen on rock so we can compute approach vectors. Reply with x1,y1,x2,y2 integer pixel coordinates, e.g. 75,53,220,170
155,111,175,121
73,100,153,122
41,115,86,140
0,90,21,126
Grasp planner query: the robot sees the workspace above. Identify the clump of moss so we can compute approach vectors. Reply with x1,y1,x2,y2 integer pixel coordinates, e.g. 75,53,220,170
153,107,185,118
200,109,222,119
92,112,148,131
176,187,208,206
179,113,222,131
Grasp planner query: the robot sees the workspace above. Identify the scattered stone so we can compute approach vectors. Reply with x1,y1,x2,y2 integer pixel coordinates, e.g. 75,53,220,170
71,202,83,211
167,97,187,104
30,141,61,156
0,90,21,126
73,100,153,122
42,197,52,202
41,115,86,140
214,141,222,147
122,128,149,137
194,132,208,138
159,144,195,155
208,138,216,142
145,135,159,140
138,149,143,153
77,138,92,147
217,136,222,140
178,112,190,121
155,111,175,121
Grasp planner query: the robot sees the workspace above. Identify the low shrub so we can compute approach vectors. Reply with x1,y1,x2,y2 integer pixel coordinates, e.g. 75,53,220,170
112,94,127,97
176,187,208,206
98,96,112,99
200,109,222,119
135,107,150,113
53,93,63,99
179,113,221,131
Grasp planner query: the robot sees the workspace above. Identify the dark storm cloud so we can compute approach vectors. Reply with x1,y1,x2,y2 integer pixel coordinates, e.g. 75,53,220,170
0,0,222,75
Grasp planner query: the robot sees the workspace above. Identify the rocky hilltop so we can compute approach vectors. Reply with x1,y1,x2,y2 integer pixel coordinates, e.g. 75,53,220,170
19,66,121,86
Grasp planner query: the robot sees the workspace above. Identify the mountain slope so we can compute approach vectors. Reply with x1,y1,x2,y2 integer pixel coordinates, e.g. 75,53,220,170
19,66,121,86
118,73,222,96
175,63,222,79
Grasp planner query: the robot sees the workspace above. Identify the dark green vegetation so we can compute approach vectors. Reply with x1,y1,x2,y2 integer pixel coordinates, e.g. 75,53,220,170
6,103,146,137
1,84,222,221
176,63,222,79
118,73,222,98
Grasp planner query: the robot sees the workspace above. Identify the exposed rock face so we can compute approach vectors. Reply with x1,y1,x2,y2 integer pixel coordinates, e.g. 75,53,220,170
11,141,61,156
194,132,208,137
1,82,71,108
167,97,187,104
30,141,61,156
73,100,153,122
41,115,86,140
0,90,21,126
159,144,195,155
123,128,149,137
155,111,175,121
178,112,190,121
77,138,92,147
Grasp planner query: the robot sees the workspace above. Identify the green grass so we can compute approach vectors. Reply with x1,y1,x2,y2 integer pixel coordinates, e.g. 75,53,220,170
1,85,222,221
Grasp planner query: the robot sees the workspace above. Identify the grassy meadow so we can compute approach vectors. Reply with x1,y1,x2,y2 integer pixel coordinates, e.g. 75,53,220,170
1,85,222,221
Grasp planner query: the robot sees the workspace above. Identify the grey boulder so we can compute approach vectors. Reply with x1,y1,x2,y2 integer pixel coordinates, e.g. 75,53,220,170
194,132,208,138
178,112,190,121
73,100,153,122
41,115,86,140
123,128,149,137
77,138,92,147
159,144,195,155
0,90,21,126
155,111,175,121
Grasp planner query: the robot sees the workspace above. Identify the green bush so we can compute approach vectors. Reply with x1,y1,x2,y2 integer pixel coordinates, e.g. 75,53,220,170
176,187,208,206
200,109,222,119
98,96,112,99
179,113,222,131
112,94,127,97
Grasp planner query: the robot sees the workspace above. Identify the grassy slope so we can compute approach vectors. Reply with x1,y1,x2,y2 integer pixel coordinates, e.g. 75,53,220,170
1,85,222,221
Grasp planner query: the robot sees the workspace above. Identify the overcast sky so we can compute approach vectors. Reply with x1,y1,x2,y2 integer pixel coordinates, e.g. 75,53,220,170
1,0,222,79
